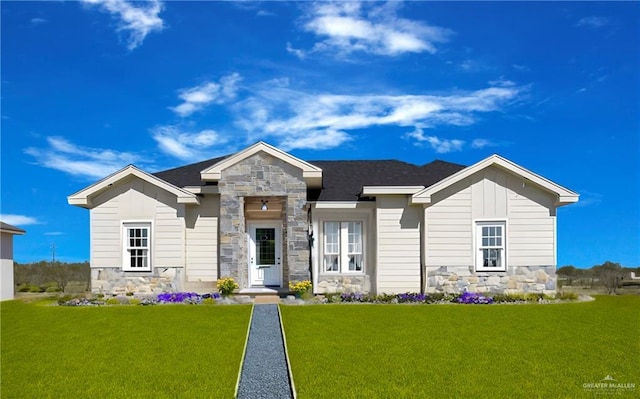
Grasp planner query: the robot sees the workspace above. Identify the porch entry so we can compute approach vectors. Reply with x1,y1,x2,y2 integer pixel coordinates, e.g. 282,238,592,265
248,221,283,287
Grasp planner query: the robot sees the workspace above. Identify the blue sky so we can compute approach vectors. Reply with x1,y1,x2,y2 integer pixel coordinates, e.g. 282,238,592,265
1,1,638,268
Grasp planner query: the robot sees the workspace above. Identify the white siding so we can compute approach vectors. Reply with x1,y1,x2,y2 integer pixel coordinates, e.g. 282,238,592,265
425,166,556,268
1,233,15,300
504,173,555,266
376,195,421,293
90,176,185,269
185,196,219,282
426,179,473,266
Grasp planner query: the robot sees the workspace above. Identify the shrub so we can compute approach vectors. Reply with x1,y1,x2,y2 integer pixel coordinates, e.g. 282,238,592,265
129,298,141,306
373,293,398,303
557,291,578,300
106,298,120,305
216,278,239,297
289,280,313,299
340,292,368,302
125,292,134,296
202,297,216,305
397,292,427,303
157,292,201,304
424,293,456,303
324,293,343,303
456,291,494,304
17,284,31,292
28,284,44,293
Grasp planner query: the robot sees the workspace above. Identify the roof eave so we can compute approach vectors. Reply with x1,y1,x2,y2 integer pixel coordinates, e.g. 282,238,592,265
68,165,200,209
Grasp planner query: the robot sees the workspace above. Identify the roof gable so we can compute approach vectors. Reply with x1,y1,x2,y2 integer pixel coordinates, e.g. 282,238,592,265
200,142,323,188
411,154,579,207
68,165,199,209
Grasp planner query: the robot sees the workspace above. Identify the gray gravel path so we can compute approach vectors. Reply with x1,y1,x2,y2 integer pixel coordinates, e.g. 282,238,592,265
237,304,293,399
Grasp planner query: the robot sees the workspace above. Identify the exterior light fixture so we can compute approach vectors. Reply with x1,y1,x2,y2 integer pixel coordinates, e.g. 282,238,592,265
261,200,268,211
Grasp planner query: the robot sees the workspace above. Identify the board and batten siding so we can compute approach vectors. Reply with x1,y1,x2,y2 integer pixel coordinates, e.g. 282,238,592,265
425,165,556,268
426,179,473,266
90,177,185,269
185,196,219,282
376,195,422,293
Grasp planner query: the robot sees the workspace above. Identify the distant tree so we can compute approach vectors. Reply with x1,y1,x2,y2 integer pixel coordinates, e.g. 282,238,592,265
46,261,73,293
14,260,90,293
593,261,624,294
557,265,578,285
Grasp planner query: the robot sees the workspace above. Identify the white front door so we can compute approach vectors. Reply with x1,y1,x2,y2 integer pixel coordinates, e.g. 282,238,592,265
248,222,282,287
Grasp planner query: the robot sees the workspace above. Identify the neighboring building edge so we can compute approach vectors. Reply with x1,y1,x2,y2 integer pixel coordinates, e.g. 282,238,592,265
1,222,26,301
68,141,579,296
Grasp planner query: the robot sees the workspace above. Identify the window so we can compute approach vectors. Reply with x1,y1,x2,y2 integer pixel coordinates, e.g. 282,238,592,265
323,221,364,273
476,221,506,271
123,223,151,272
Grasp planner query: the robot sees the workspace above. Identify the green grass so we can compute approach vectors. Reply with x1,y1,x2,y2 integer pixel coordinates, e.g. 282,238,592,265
281,296,640,399
1,301,251,398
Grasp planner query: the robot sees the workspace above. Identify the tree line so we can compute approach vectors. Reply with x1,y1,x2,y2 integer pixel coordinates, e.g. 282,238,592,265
557,261,640,294
14,261,90,293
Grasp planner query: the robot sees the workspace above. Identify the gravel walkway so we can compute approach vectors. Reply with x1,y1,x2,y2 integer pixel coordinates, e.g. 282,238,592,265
237,304,293,399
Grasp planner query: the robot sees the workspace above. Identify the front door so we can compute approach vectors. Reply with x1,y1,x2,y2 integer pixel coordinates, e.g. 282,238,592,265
248,222,282,287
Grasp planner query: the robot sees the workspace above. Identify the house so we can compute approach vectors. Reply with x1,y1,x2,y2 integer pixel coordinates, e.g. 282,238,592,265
1,222,26,301
68,141,578,296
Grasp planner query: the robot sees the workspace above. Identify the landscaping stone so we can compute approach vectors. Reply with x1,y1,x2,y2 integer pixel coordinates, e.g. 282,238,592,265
426,265,557,294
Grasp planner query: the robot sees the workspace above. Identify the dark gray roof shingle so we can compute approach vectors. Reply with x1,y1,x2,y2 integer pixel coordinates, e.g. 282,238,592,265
152,155,465,201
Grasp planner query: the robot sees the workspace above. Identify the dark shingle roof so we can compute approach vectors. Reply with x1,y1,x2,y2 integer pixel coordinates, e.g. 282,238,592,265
307,159,465,201
152,155,466,201
153,156,227,187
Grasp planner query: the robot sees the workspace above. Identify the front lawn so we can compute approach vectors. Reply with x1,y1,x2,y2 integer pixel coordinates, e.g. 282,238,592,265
281,296,639,398
1,301,251,398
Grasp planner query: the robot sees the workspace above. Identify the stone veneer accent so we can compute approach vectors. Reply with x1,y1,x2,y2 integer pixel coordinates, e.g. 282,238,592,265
426,265,557,295
91,267,183,294
218,152,310,289
316,275,371,294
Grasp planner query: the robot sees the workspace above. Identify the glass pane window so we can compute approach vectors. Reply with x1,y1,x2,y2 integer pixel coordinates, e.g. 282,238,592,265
124,224,151,272
256,228,276,265
476,221,506,271
323,221,364,273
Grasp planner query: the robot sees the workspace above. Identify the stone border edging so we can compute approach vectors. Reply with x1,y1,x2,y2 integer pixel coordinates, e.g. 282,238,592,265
234,304,255,399
277,304,297,399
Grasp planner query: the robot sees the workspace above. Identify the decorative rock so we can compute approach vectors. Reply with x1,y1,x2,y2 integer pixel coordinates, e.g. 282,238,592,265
536,269,549,283
448,274,458,281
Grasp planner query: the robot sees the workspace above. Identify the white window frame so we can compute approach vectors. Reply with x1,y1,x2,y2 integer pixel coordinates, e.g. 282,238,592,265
474,220,507,272
122,222,152,272
322,220,365,274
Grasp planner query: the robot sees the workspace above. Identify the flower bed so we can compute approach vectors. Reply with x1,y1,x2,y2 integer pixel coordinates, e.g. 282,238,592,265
59,292,222,306
320,291,571,305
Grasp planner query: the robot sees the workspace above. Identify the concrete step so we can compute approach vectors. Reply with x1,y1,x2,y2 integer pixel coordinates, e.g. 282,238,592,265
253,295,282,304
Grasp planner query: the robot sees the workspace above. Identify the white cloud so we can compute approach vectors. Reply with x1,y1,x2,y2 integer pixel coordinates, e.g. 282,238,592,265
571,190,602,208
1,214,41,226
279,129,352,151
471,138,496,149
152,126,228,160
233,82,521,151
298,1,451,57
24,137,141,179
30,17,47,25
576,16,610,29
405,128,464,153
80,0,164,50
286,42,306,59
171,73,242,117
